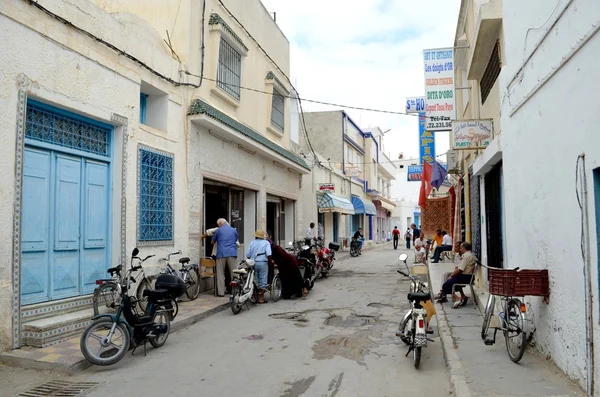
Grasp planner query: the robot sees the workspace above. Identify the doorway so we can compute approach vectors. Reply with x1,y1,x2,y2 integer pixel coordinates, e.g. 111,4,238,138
485,163,504,268
266,201,278,243
203,184,229,257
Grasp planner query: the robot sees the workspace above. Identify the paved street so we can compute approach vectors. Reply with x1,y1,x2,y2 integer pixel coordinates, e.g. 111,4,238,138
0,245,451,397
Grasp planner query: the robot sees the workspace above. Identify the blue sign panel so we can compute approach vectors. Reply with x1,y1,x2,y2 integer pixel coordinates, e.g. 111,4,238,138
418,112,435,165
407,163,448,182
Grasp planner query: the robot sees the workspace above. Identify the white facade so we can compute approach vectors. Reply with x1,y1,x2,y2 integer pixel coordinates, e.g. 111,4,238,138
500,0,600,391
0,0,309,351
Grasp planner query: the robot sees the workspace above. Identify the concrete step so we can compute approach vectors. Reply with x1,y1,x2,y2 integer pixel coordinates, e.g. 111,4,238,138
21,308,94,348
21,295,94,323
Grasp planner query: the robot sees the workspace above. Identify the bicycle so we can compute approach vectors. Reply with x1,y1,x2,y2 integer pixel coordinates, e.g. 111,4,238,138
92,253,155,316
480,262,549,363
160,250,201,301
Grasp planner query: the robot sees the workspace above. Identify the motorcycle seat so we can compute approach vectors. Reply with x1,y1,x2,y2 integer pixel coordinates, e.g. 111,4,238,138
407,291,431,302
107,265,122,275
178,257,190,264
143,288,171,300
233,268,247,274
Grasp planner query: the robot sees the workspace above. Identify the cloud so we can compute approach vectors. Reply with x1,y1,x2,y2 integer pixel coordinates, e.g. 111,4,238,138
260,0,459,185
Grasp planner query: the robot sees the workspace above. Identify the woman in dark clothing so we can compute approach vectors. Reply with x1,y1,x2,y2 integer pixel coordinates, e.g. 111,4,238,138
270,243,308,298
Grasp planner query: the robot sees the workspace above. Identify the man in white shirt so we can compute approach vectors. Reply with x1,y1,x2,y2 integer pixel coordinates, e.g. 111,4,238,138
431,231,453,263
414,234,426,263
305,222,315,240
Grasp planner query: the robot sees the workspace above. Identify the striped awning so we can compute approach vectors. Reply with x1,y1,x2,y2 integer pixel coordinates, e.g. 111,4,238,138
351,195,377,215
317,193,355,215
373,199,396,212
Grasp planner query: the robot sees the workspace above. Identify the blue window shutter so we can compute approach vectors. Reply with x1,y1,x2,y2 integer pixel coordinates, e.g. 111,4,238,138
140,93,148,124
138,147,173,241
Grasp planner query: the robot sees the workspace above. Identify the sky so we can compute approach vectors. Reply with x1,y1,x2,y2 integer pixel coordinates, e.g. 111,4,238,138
260,0,460,166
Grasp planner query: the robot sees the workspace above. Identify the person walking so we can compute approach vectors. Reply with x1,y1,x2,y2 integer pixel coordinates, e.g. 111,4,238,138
211,218,239,297
404,228,412,249
392,226,400,249
246,229,272,304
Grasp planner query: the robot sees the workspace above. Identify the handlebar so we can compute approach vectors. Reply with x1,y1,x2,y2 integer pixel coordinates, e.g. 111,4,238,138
397,270,409,277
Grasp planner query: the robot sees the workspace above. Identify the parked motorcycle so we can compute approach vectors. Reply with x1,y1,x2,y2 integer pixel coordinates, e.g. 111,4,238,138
350,238,362,257
395,253,434,369
229,259,257,314
80,248,186,366
293,240,319,290
317,241,340,278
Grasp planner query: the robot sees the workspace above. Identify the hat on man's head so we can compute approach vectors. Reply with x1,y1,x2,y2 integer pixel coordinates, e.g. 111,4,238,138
253,229,267,239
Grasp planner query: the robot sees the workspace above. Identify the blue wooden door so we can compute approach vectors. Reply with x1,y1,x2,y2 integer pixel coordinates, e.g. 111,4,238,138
21,151,110,304
21,149,52,304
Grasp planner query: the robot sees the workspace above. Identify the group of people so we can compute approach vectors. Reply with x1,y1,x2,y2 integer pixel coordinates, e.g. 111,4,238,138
201,218,309,304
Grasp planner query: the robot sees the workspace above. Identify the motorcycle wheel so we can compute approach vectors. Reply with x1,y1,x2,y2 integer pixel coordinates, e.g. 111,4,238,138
398,316,411,345
231,288,243,315
80,318,130,366
321,271,328,278
307,279,315,290
250,287,258,304
350,248,358,257
149,311,170,348
413,346,422,369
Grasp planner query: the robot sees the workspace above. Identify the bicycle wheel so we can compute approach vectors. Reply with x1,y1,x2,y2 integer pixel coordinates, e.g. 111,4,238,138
136,278,151,313
80,318,130,366
271,275,282,302
149,311,170,348
184,267,201,301
504,298,527,363
92,282,120,316
481,294,495,340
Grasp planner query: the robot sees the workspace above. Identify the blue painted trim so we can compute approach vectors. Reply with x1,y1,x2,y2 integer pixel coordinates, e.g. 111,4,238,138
593,168,600,310
140,93,147,124
344,135,365,154
343,112,365,137
28,99,113,130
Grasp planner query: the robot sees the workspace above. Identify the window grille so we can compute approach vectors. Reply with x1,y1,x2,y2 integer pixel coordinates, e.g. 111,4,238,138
270,88,285,131
480,40,502,104
217,38,242,100
25,102,111,157
138,147,174,242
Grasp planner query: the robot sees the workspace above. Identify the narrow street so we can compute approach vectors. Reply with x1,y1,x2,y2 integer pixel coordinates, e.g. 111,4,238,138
2,245,451,397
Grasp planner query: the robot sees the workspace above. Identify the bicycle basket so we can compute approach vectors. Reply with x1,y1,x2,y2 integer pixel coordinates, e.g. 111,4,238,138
488,268,549,297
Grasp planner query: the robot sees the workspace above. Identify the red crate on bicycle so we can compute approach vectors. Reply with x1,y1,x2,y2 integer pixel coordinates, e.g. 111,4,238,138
488,268,549,297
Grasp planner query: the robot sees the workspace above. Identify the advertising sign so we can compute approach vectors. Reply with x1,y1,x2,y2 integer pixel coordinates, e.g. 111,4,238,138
406,96,425,114
423,48,456,131
418,112,435,165
318,183,335,193
407,163,448,182
452,119,493,149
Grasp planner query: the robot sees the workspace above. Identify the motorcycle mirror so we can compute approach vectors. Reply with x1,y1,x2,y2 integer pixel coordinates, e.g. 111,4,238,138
399,253,408,261
132,247,139,257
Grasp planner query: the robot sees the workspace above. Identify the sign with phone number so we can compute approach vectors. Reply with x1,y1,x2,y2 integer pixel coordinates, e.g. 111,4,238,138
407,163,448,182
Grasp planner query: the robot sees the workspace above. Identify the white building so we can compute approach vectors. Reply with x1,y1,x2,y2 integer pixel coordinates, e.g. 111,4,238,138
499,0,600,392
0,0,309,351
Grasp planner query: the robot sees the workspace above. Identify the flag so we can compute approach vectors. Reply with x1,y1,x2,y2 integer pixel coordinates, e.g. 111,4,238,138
418,161,433,208
431,159,448,190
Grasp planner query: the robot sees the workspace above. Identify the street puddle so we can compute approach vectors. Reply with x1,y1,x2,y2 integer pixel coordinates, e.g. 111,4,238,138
325,315,376,328
243,334,264,341
269,312,309,322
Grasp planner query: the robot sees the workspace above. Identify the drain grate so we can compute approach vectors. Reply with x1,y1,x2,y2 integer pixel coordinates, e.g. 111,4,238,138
19,380,100,397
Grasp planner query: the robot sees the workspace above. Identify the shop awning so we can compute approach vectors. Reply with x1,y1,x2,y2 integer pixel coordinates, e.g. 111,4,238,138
351,195,377,215
373,199,396,212
317,193,355,215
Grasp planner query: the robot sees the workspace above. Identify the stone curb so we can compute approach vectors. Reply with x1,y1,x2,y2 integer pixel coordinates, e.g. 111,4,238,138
436,303,473,397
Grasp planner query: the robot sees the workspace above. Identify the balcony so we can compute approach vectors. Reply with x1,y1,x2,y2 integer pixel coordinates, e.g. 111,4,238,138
467,0,503,80
377,151,397,180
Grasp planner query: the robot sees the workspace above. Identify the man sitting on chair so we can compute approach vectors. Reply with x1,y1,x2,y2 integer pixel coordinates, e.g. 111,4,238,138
431,231,453,263
414,234,426,263
435,242,476,308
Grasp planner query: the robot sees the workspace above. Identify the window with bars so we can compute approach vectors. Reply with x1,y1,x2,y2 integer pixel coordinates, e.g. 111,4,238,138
270,88,285,131
480,40,502,104
25,101,111,157
217,38,242,100
138,147,174,242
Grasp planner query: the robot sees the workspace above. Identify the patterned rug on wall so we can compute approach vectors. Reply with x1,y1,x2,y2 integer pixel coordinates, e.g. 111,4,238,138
421,196,452,238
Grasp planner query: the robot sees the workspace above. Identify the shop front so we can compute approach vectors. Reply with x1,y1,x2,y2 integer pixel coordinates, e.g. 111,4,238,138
350,195,377,241
316,192,355,246
372,198,396,243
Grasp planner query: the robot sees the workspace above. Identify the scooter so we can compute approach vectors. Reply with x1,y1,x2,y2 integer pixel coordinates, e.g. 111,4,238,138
229,259,257,314
317,241,340,278
80,248,186,366
395,253,435,369
292,240,319,290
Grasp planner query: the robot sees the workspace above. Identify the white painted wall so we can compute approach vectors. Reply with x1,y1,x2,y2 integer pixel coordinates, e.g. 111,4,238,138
500,0,600,389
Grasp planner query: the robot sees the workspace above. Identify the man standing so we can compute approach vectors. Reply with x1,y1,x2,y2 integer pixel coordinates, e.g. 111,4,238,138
435,242,476,307
404,228,412,249
392,226,400,249
211,218,239,297
411,223,420,243
305,222,315,239
431,231,453,263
